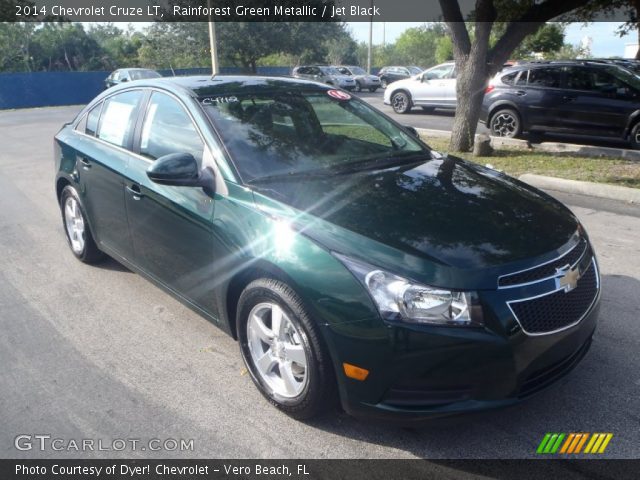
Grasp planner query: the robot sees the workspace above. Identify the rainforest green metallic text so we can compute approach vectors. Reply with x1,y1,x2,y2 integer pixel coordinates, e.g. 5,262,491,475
54,76,600,421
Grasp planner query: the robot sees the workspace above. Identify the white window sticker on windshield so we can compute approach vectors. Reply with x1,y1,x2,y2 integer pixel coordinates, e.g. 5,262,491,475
201,96,238,105
327,90,351,101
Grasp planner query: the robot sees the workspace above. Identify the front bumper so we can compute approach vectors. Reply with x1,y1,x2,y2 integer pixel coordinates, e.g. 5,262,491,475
324,286,600,423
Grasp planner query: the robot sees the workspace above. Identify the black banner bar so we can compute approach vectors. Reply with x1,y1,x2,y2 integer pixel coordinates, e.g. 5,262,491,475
1,459,639,480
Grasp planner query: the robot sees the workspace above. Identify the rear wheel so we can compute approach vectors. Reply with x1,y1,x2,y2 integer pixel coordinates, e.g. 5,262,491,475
391,91,412,114
354,81,362,93
489,108,522,138
237,278,336,420
60,185,104,264
630,122,640,150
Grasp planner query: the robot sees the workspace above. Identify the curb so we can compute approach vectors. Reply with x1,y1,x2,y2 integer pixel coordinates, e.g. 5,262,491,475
414,128,640,163
519,174,640,204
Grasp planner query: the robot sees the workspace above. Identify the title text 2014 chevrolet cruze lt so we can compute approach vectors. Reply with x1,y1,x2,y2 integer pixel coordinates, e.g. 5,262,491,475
54,76,600,421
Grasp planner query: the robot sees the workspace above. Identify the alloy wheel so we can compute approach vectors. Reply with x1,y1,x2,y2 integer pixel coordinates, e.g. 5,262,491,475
64,196,85,254
247,302,309,398
491,112,519,137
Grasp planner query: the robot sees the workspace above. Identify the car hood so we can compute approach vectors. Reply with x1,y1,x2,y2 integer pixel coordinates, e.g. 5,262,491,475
251,155,579,286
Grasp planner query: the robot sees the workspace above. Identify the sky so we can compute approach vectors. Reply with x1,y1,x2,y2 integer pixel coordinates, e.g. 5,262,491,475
346,22,638,58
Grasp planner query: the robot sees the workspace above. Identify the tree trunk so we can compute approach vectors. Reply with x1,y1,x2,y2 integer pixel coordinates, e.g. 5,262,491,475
449,57,490,152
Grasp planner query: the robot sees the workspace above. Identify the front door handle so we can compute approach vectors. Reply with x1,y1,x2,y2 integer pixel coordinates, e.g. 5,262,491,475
126,184,143,200
515,90,527,96
562,95,577,102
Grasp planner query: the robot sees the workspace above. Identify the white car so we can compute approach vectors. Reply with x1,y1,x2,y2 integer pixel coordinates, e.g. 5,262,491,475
383,62,456,114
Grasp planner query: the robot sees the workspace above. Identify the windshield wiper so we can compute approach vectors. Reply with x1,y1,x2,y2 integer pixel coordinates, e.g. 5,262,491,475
247,152,428,185
246,168,333,184
328,151,427,174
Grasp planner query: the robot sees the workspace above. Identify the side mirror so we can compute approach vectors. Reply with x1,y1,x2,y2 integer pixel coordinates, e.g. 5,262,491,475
146,152,216,196
404,125,419,138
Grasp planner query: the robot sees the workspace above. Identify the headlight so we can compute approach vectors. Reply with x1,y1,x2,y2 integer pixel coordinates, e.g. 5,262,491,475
335,254,482,327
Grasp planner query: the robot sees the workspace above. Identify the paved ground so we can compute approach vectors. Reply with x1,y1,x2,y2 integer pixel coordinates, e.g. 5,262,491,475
1,106,639,461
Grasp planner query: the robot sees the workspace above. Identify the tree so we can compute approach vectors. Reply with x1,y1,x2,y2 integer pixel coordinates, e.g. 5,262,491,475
0,22,35,72
439,0,599,152
394,23,448,67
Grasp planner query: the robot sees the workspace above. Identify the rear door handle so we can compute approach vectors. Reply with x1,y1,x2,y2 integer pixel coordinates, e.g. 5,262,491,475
562,95,577,102
78,156,91,170
126,184,143,200
515,90,527,96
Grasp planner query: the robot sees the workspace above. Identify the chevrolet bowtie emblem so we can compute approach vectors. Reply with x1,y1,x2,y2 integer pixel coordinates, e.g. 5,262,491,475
555,264,581,292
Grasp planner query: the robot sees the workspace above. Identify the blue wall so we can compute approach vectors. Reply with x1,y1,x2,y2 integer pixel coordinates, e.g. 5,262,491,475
0,66,293,110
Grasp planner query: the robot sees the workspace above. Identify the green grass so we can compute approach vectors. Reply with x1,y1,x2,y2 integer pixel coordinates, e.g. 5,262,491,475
424,138,640,189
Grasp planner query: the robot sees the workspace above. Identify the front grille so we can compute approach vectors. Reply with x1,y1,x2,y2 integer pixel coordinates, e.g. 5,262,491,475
508,260,598,335
499,238,587,287
519,336,592,398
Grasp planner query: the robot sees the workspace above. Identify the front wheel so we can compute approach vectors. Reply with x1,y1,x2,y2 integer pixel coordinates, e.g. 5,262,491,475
391,91,412,114
489,108,522,138
237,278,336,420
60,185,104,263
354,81,362,93
369,87,378,93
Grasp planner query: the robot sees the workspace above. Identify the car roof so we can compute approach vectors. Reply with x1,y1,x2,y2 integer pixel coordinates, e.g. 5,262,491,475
108,75,331,97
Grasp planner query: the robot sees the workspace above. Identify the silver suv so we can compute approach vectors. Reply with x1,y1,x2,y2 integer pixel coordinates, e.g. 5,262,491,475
292,65,356,91
335,66,381,92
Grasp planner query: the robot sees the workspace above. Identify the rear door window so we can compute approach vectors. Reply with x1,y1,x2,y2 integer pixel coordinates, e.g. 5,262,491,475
97,90,143,148
501,71,523,86
82,102,102,136
527,68,563,88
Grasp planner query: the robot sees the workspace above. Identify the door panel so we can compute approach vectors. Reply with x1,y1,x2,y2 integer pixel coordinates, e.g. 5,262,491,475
78,91,143,259
124,91,219,316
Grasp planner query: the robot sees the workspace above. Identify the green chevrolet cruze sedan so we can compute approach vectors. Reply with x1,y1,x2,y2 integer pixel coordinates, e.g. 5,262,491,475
54,76,600,421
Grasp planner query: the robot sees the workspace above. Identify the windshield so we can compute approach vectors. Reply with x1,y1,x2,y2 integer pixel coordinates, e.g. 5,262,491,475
349,67,367,75
408,66,423,75
130,70,161,80
201,90,426,182
320,66,341,76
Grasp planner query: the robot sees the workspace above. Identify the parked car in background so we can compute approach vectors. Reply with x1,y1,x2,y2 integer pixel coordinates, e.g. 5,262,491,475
383,62,456,114
54,75,600,421
378,66,423,88
481,60,640,147
104,68,161,89
335,66,381,92
292,65,355,90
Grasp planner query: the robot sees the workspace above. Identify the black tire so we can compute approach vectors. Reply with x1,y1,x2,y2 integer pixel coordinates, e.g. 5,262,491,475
369,87,378,93
354,81,362,93
391,91,412,114
489,108,522,138
237,278,336,420
630,122,640,150
59,185,104,264
421,106,435,113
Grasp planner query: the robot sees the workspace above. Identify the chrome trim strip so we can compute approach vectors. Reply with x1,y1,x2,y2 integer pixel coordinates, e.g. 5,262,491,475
497,234,585,289
506,259,600,337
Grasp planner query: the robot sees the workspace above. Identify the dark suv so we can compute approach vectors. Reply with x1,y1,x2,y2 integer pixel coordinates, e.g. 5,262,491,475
481,61,640,147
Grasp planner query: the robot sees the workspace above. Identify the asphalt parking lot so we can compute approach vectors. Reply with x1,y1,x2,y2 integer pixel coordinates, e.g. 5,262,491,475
1,105,639,460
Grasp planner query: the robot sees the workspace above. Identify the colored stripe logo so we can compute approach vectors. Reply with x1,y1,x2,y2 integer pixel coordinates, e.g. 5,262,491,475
537,433,613,454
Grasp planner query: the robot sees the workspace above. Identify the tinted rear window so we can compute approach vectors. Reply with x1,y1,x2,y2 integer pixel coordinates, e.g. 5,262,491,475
527,68,562,88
